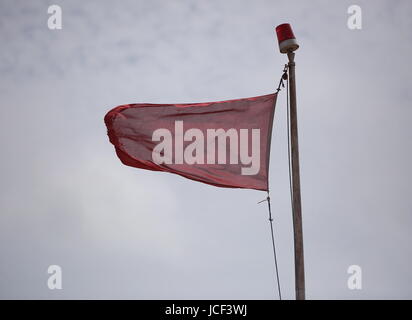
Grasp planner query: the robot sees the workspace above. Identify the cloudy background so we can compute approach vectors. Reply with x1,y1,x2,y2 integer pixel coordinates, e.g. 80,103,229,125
0,0,411,299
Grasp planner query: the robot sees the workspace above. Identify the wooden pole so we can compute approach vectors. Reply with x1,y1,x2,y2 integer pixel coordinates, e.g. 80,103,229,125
287,51,306,300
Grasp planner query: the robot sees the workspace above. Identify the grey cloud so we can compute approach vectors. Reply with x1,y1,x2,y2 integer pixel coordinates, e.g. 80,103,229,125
0,0,411,299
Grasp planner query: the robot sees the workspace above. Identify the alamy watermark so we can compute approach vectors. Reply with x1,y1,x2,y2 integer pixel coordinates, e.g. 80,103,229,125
347,5,362,30
47,5,62,30
347,265,362,290
151,121,261,175
47,265,62,290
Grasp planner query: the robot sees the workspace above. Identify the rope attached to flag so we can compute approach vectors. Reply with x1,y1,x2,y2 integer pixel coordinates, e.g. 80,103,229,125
258,192,282,300
258,65,289,300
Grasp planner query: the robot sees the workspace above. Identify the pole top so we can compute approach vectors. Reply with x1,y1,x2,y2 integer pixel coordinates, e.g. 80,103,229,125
275,23,299,54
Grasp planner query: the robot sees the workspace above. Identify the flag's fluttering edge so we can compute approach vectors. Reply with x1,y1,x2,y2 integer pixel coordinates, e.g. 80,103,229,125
104,93,277,191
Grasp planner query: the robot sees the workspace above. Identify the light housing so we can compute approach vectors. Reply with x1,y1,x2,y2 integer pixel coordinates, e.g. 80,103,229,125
276,23,299,54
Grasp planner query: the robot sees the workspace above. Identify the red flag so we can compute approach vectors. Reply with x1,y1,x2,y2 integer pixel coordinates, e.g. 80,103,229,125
104,93,277,191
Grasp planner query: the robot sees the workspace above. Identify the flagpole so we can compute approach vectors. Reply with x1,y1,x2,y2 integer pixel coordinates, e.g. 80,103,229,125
287,50,305,300
275,24,305,300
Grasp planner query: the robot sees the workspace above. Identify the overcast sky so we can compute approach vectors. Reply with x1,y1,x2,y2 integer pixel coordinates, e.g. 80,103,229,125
0,0,411,299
